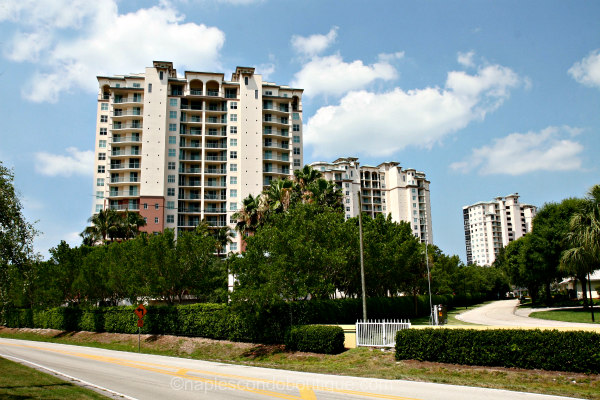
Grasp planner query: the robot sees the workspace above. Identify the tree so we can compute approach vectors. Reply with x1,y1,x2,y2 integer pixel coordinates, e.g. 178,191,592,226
82,209,121,243
0,161,39,309
501,234,547,303
561,184,600,314
213,226,235,257
116,210,147,240
232,194,265,235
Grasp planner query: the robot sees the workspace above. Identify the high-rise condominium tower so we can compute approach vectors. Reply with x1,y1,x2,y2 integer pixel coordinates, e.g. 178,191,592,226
92,61,303,252
310,158,433,244
463,193,536,266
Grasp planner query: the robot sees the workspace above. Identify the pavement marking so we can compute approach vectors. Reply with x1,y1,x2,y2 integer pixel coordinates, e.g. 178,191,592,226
0,352,138,400
0,340,421,400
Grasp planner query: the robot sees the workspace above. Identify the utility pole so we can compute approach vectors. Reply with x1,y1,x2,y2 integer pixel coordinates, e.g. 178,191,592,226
357,191,367,321
424,213,433,325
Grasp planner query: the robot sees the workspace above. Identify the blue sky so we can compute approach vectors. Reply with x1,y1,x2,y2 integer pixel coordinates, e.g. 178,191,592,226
1,0,599,261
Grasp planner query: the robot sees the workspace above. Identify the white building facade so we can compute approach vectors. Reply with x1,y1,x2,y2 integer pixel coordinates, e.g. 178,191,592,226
92,61,303,252
463,193,536,266
310,158,433,244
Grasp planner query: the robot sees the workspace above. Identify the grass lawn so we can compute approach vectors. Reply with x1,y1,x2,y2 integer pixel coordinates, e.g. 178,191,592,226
530,308,600,324
2,327,599,400
0,356,109,399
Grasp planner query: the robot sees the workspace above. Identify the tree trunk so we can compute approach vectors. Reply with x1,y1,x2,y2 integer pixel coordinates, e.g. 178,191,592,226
578,274,589,309
545,281,552,305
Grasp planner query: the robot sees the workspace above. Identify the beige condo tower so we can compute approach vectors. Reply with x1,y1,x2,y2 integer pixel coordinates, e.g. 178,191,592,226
92,61,303,252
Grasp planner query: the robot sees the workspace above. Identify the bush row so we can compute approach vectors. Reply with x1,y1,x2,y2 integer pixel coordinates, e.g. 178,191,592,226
395,328,600,373
285,325,345,354
2,293,489,346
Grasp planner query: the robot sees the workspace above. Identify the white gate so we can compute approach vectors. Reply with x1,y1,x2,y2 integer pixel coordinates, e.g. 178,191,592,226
355,319,411,347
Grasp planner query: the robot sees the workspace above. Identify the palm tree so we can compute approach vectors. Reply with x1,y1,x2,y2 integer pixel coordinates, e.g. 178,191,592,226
305,178,343,209
264,178,294,214
232,194,265,235
293,165,322,192
213,226,235,257
81,209,121,244
119,210,147,239
193,220,211,237
561,184,600,319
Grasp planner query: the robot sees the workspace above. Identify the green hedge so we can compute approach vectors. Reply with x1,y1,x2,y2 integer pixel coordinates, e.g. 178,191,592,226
395,328,600,373
1,293,489,346
285,325,345,354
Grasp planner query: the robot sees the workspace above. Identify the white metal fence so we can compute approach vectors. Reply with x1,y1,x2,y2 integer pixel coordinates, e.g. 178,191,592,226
356,319,411,347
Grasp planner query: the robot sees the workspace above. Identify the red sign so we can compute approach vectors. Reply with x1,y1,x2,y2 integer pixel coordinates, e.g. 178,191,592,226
134,304,147,319
137,318,144,327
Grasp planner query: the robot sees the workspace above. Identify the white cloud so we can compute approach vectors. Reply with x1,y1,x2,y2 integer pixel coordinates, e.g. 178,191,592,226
2,0,225,102
291,54,399,97
569,49,600,88
291,26,338,57
304,63,522,157
34,147,94,177
457,51,475,68
450,126,584,175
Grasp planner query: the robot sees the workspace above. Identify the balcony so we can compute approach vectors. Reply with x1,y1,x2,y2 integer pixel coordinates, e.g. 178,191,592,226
179,155,202,161
204,208,227,214
189,90,203,96
178,207,201,214
112,110,142,118
206,129,226,137
205,142,227,149
111,123,143,132
178,194,202,201
110,136,140,144
205,116,227,125
206,90,220,97
181,116,202,124
204,194,227,200
205,155,227,162
109,177,139,184
204,168,227,175
206,105,227,113
263,129,289,137
108,204,140,211
179,181,203,188
262,105,290,114
179,142,201,149
263,167,290,174
263,117,289,126
204,181,226,188
111,150,140,157
108,190,139,198
179,167,202,174
109,163,140,170
263,154,290,162
113,96,143,104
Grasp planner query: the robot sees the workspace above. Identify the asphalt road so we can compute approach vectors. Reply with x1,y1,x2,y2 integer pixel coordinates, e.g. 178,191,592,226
0,338,579,400
456,299,599,327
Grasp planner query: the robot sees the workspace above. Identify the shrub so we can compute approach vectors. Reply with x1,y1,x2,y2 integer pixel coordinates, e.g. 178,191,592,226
285,325,345,354
395,328,600,373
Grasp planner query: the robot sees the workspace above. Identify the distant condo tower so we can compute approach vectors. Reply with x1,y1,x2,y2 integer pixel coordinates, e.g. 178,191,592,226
463,193,537,266
91,61,303,253
310,158,433,244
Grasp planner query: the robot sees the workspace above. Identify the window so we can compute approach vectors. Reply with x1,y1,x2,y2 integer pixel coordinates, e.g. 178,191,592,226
230,151,237,159
230,242,238,251
167,201,175,209
159,71,164,80
98,153,106,160
143,203,148,209
99,140,106,148
244,76,248,85
133,82,141,88
101,103,108,111
153,203,159,210
168,136,176,144
148,83,152,92
97,165,105,173
169,111,177,119
169,98,177,107
230,102,237,109
293,135,300,143
265,90,272,96
293,147,300,155
99,128,107,136
144,217,148,223
169,123,177,132
346,198,350,204
293,124,300,131
96,191,104,199
230,176,237,184
95,204,103,213
96,178,104,186
230,114,237,122
230,189,237,198
230,138,237,146
293,112,300,120
167,188,175,196
230,163,237,172
255,90,258,99
230,126,237,134
293,159,301,167
346,191,350,195
167,175,175,183
413,203,417,208
100,115,107,123
346,207,350,211
155,217,159,224
230,202,237,211
168,162,176,170
167,215,174,223
168,149,176,157
412,188,416,193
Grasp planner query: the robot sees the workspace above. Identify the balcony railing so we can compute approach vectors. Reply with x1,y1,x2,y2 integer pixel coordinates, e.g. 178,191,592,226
110,177,139,183
113,97,142,104
205,155,227,161
178,194,202,200
263,155,289,161
264,168,290,174
204,194,227,200
113,110,142,117
205,182,226,187
204,169,227,174
112,123,143,130
204,208,227,213
110,164,140,170
110,136,140,143
179,167,202,174
108,190,139,197
179,155,202,161
180,104,203,110
206,117,227,124
206,90,219,97
205,143,227,149
108,204,140,211
111,150,140,156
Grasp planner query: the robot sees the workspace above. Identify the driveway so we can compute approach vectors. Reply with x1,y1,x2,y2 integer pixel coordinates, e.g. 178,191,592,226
456,299,599,327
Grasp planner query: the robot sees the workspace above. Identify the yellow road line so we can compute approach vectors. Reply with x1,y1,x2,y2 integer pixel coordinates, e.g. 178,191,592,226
0,340,421,400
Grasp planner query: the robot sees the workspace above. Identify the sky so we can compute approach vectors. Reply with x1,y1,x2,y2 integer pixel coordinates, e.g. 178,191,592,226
1,0,599,262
